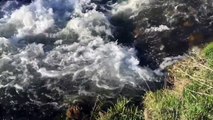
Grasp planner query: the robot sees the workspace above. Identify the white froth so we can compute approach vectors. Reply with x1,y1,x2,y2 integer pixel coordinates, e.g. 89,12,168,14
14,84,23,90
154,56,185,76
145,25,170,32
112,0,150,17
0,0,157,96
64,10,112,43
159,56,184,70
0,0,77,38
0,37,13,52
8,0,54,37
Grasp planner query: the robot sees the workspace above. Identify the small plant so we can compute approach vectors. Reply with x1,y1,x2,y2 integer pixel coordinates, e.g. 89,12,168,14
97,97,144,120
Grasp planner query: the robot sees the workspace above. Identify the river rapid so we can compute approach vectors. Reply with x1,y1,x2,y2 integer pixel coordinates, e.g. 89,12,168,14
0,0,213,119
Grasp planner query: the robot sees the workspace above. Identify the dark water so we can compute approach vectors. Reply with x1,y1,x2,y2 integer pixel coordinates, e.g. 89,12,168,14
0,0,213,119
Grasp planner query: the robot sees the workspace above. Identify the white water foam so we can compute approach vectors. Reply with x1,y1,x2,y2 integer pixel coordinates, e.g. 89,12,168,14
145,25,170,32
0,0,157,97
111,0,151,17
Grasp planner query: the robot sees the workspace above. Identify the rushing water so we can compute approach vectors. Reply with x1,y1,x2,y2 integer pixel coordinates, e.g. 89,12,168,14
0,0,213,119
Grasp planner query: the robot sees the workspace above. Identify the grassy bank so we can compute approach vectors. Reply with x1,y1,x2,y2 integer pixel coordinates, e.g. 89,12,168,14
144,43,213,120
66,43,213,120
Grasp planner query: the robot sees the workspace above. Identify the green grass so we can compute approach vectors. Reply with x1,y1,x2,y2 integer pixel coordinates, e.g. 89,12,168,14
204,42,213,68
144,44,213,120
203,42,213,80
96,98,144,120
144,90,181,120
182,84,213,120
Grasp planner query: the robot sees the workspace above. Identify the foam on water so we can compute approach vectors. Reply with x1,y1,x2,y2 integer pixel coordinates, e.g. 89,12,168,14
145,25,170,32
0,0,158,103
0,0,76,38
112,0,151,17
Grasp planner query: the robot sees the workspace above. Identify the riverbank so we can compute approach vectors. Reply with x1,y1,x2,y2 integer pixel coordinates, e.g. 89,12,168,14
66,43,213,120
144,43,213,120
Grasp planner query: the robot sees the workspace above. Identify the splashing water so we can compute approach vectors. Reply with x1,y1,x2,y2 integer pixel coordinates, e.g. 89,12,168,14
0,0,161,119
2,0,212,119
